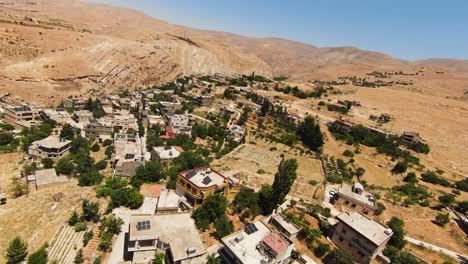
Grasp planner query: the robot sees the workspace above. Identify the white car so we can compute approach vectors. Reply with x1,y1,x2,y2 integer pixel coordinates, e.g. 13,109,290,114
329,190,337,196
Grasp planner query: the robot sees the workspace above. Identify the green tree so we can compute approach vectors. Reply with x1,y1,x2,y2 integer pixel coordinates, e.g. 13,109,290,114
103,139,113,146
313,241,330,257
387,217,406,250
9,177,27,198
260,99,270,116
128,188,144,209
192,194,228,231
325,248,354,264
41,158,54,169
435,212,450,226
94,160,107,171
297,116,324,151
0,133,14,145
27,243,48,264
68,211,80,226
78,171,103,186
232,188,260,216
392,161,408,174
214,215,234,238
60,124,75,140
6,236,28,264
206,254,220,264
390,252,422,264
438,193,455,207
403,172,418,183
258,184,273,215
268,159,298,214
376,202,386,215
356,167,366,177
73,249,84,264
81,199,100,222
91,143,100,152
56,157,75,175
133,161,164,184
153,253,165,264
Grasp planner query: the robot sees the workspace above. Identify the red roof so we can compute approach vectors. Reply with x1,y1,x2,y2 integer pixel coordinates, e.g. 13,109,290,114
139,184,165,198
261,233,289,256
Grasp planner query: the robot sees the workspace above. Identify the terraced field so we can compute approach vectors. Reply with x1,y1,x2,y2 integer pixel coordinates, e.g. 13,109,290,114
48,224,86,264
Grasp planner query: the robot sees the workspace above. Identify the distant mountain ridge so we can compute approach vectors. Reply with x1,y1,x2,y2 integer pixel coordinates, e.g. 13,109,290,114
0,0,467,103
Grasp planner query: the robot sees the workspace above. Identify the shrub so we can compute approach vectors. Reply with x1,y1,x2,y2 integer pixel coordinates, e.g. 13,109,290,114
102,139,113,146
91,143,100,152
78,171,103,186
376,202,386,215
403,172,418,183
392,162,408,174
68,211,79,226
74,222,87,232
27,243,48,264
438,193,455,206
421,171,451,187
83,230,93,246
313,241,330,257
454,178,468,192
214,215,234,239
435,212,450,226
98,232,113,252
308,180,318,186
41,158,54,169
387,217,406,249
94,160,107,171
342,150,354,157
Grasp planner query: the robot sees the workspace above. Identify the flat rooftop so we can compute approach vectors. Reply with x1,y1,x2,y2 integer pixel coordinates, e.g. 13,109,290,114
129,214,158,241
153,146,183,159
221,220,290,264
338,183,376,208
33,136,71,149
157,189,181,211
179,167,226,189
271,214,300,235
29,169,68,186
337,212,392,246
153,214,206,262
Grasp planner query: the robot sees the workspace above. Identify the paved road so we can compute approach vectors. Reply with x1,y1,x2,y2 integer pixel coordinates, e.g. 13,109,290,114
405,236,468,263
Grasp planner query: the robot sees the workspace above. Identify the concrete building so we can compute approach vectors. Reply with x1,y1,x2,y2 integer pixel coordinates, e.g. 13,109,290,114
400,131,422,144
228,125,246,143
63,97,87,110
151,146,183,162
144,115,165,129
42,109,73,125
84,119,113,142
111,133,145,178
127,213,206,264
72,110,93,124
159,101,182,113
269,214,300,239
332,212,393,263
28,136,71,160
27,168,69,190
196,95,215,107
112,110,138,131
330,118,354,133
176,167,241,207
167,114,191,136
332,183,378,216
219,220,295,264
3,104,41,128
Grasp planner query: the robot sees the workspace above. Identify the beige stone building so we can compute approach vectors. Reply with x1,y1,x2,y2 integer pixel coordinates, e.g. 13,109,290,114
332,212,393,264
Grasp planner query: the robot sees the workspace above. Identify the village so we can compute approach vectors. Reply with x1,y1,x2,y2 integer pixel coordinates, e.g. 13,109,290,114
0,74,466,264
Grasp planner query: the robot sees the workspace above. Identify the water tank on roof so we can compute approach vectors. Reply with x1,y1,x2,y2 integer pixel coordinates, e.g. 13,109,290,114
187,247,196,254
384,228,393,235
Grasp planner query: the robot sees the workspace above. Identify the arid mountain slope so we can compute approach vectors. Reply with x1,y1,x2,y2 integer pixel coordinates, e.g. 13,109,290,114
0,0,467,104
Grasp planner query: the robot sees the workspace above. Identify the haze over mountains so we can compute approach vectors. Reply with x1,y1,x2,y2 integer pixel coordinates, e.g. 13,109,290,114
0,0,467,103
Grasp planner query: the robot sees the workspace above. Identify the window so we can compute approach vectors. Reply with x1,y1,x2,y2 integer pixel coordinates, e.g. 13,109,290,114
345,201,350,205
341,228,347,234
351,203,357,208
339,236,344,242
348,243,353,248
358,251,365,257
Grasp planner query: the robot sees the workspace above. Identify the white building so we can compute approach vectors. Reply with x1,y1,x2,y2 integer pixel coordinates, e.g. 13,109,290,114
220,220,295,264
28,136,71,160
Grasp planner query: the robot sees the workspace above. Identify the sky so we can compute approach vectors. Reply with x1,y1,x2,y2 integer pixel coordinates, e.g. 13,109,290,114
86,0,468,60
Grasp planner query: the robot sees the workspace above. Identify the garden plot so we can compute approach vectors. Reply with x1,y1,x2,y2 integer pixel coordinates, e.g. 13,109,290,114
213,139,324,202
48,224,85,264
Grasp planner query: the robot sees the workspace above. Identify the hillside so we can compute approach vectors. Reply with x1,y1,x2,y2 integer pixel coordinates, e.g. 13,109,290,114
0,0,467,105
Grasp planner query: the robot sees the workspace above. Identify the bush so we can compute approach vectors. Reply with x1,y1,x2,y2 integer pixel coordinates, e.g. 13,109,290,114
6,236,28,264
325,248,354,264
68,211,79,226
91,143,100,152
83,230,93,246
78,171,103,186
376,202,386,215
98,232,113,252
308,180,318,186
56,157,75,175
435,212,450,226
103,139,113,146
438,193,455,206
421,171,451,187
390,252,422,264
455,178,468,192
94,160,107,171
342,150,354,158
27,243,48,264
392,161,408,174
74,222,87,232
313,241,330,257
214,215,234,239
41,158,54,169
387,217,406,249
403,172,418,183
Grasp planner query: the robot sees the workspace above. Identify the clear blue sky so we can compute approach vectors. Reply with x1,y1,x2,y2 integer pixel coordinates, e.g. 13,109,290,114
86,0,467,60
